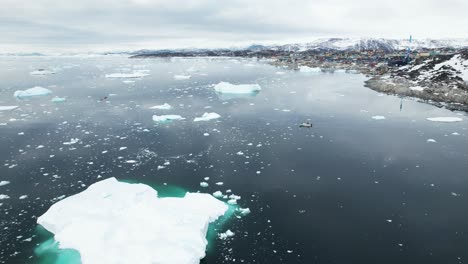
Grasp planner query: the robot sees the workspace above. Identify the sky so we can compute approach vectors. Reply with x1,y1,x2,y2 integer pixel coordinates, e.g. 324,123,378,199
0,0,467,53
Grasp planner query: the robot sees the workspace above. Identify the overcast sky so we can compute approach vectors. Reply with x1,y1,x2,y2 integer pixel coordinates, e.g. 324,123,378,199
0,0,467,53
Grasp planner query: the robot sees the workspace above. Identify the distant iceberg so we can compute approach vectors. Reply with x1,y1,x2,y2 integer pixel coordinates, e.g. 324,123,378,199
299,66,322,73
30,69,56,75
426,117,463,122
149,103,172,110
14,86,52,99
194,112,221,122
0,106,18,111
105,72,150,78
37,177,228,264
214,82,261,94
152,115,185,122
174,74,191,80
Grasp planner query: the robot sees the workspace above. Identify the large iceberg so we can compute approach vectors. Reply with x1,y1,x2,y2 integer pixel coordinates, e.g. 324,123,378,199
213,82,261,94
14,86,52,99
426,117,463,123
37,177,228,264
152,114,185,122
194,112,221,122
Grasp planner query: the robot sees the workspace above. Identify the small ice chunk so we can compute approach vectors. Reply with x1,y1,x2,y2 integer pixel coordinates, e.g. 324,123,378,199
149,103,172,110
105,72,150,78
371,116,386,120
51,97,66,103
299,66,321,73
215,182,223,186
14,87,52,99
193,112,221,122
0,194,10,200
427,117,463,123
125,160,137,164
119,147,127,151
63,138,80,145
214,82,261,94
218,230,235,240
0,181,10,187
152,115,185,122
203,133,210,136
0,106,18,111
238,208,251,216
213,191,223,198
174,75,191,80
19,195,28,199
200,182,209,188
427,139,437,143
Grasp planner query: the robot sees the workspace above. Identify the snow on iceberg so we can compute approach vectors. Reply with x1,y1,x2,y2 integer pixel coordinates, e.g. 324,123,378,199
152,115,185,122
427,117,463,123
213,82,261,94
105,72,150,78
149,103,172,110
37,177,228,264
194,112,221,122
0,106,18,111
14,87,52,99
299,66,322,73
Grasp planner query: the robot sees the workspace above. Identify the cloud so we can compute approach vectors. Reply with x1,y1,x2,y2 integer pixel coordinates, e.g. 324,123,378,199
0,0,467,52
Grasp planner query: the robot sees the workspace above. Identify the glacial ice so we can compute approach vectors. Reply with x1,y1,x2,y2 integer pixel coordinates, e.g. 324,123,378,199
14,87,52,99
105,72,150,78
149,103,172,110
152,115,185,122
213,82,261,94
426,117,463,122
0,106,18,111
37,177,228,264
193,112,221,122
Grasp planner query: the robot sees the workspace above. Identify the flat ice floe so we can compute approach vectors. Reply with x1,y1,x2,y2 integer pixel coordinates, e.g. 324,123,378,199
37,177,228,264
30,69,56,75
0,106,18,111
426,117,463,122
105,72,150,78
14,86,52,99
214,82,261,94
299,66,322,73
174,74,191,80
152,115,185,122
149,103,172,110
194,112,221,122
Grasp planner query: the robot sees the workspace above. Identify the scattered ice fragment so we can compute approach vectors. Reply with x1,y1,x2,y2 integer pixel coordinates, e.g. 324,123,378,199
213,191,223,198
174,74,191,80
236,151,244,155
371,116,386,120
0,106,18,111
427,139,437,143
238,208,251,216
299,66,321,73
125,160,137,164
149,103,172,110
386,219,393,223
63,138,80,145
105,72,150,78
119,147,127,151
218,230,235,240
19,195,28,199
0,194,10,200
36,145,44,149
193,112,220,122
152,115,185,122
215,182,223,186
451,192,461,197
51,97,66,103
0,181,10,187
200,182,209,188
37,177,228,264
214,82,261,94
451,132,460,136
203,133,210,136
427,117,463,123
14,86,52,99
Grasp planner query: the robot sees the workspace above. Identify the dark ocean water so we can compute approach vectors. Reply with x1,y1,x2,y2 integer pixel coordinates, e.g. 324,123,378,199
1,56,468,264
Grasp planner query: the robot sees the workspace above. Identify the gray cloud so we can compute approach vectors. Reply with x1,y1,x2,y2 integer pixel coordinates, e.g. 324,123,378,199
0,0,467,52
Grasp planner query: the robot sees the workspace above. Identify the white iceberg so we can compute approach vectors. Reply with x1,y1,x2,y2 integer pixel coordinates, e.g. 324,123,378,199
194,112,221,122
299,66,322,73
174,75,191,80
426,117,463,123
214,82,261,94
149,103,172,110
30,69,56,75
37,177,228,264
152,115,185,122
0,181,10,187
105,72,150,78
14,87,52,99
0,106,18,111
371,116,386,120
